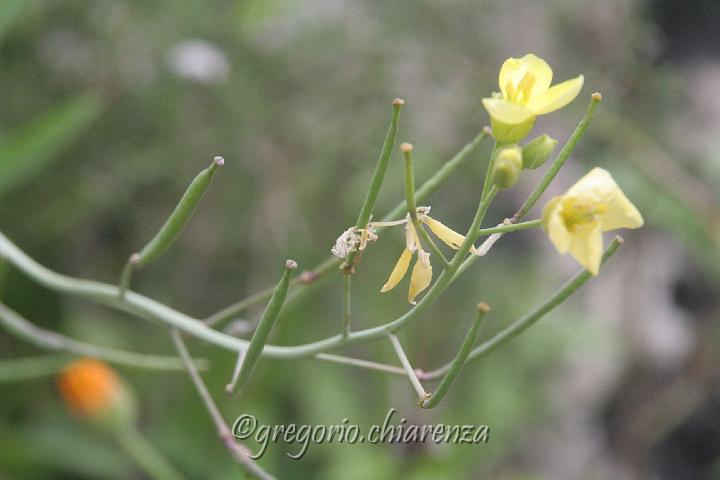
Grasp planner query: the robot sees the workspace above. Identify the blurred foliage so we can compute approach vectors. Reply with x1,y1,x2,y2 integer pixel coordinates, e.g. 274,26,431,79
1,0,719,479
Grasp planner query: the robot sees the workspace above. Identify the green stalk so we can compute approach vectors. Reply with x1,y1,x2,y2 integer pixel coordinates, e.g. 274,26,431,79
229,260,296,395
115,425,184,480
342,274,351,337
313,353,406,376
204,256,339,328
0,354,70,382
480,142,499,202
416,225,450,267
476,219,541,237
0,228,620,363
513,93,602,221
388,334,427,401
170,330,276,480
403,142,450,266
118,156,224,297
0,302,204,371
204,128,489,324
402,143,418,222
342,99,404,273
382,127,490,222
455,94,604,279
423,237,623,379
421,302,489,408
0,177,496,360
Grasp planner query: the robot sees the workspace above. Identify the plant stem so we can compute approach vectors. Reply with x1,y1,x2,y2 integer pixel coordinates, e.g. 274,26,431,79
480,142,499,202
382,127,491,222
0,302,204,371
416,224,450,267
388,333,427,401
342,274,351,337
0,180,495,360
0,230,620,370
476,219,541,237
453,94,603,278
513,93,602,221
205,128,490,325
0,354,70,382
204,256,339,328
115,425,184,480
342,99,404,273
402,143,451,266
170,330,275,480
402,143,418,222
422,237,623,380
314,353,406,376
421,303,489,409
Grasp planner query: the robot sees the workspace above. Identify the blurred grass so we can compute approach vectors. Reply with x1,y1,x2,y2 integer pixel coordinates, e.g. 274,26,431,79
0,94,105,196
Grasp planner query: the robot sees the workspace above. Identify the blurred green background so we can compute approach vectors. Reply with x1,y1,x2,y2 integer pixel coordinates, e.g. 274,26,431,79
2,0,720,479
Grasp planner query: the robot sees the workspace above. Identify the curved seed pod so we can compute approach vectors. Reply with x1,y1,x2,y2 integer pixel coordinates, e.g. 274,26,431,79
230,260,297,396
118,156,223,296
135,156,224,268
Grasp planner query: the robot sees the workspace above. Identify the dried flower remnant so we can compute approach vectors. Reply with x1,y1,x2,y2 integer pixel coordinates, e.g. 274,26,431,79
331,226,378,258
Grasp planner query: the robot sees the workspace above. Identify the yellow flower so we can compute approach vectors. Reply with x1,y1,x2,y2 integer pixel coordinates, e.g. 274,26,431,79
542,168,643,275
483,54,584,143
380,209,476,304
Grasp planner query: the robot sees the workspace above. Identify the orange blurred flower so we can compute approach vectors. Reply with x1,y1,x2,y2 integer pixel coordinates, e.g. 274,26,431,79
58,358,135,427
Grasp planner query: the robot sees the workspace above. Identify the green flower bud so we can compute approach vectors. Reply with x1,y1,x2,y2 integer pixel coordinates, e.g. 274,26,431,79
522,134,558,169
492,145,523,190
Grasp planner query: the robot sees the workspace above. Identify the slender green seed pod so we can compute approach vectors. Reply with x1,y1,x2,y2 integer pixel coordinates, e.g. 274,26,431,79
134,156,224,268
230,260,297,396
421,303,489,409
118,156,223,297
341,98,404,273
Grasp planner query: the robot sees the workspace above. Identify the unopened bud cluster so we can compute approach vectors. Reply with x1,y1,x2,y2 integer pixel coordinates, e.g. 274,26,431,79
491,134,558,190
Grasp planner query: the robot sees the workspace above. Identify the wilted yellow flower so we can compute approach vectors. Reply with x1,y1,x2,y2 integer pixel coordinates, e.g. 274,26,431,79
381,217,432,304
542,168,643,275
483,54,584,142
380,208,476,304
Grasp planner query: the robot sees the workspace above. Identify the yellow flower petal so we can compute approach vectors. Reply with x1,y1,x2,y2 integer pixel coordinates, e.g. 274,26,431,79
567,219,603,275
526,75,584,115
601,198,643,231
542,196,572,253
408,251,432,304
565,168,644,231
423,216,465,249
405,217,420,253
482,98,535,125
499,54,553,100
381,248,413,293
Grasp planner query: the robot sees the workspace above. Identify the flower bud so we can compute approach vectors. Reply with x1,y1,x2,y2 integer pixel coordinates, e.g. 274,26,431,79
58,359,136,430
492,145,523,189
522,134,557,169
